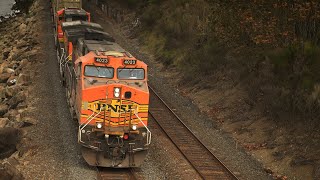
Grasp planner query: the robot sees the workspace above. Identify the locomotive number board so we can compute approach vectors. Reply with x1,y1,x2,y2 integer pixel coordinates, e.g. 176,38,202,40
95,57,109,64
123,59,137,65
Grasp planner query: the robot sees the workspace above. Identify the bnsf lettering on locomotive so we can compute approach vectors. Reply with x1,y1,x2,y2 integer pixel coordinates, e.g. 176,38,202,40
97,104,134,112
95,58,109,64
123,59,136,65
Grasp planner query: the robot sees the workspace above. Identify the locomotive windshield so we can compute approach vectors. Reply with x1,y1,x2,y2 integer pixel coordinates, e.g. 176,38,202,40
117,69,145,80
85,65,114,78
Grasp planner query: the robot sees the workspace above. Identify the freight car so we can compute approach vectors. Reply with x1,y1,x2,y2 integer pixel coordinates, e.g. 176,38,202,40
56,20,151,167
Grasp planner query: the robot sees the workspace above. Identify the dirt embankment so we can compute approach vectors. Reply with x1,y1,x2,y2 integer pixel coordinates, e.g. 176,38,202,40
0,0,41,179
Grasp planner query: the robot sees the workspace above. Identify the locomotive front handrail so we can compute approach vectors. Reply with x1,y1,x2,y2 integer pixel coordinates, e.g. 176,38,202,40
134,112,151,146
78,108,102,144
80,107,102,128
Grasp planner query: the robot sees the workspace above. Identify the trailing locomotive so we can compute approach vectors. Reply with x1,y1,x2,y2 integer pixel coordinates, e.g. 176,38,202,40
57,20,151,167
55,8,90,44
52,0,90,44
52,0,82,14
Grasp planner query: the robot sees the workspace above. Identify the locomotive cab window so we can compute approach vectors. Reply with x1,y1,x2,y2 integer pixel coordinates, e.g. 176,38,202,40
117,69,145,80
84,65,114,78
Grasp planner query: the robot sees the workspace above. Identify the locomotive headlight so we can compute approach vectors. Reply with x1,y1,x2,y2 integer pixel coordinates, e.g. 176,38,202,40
132,124,137,131
114,88,121,97
96,122,103,129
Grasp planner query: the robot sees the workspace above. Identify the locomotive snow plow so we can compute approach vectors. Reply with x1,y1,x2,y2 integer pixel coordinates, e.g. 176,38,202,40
58,21,151,167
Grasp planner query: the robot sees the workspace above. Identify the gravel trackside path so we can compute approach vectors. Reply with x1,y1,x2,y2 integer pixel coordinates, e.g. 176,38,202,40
18,1,96,179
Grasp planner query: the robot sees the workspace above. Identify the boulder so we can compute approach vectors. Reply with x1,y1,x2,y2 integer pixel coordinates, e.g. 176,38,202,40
18,23,27,35
8,91,26,109
3,160,23,179
0,104,9,116
23,49,38,60
2,51,10,60
16,102,27,110
5,86,21,98
17,73,30,86
7,47,18,61
0,73,11,83
9,61,19,69
0,167,12,180
17,108,25,115
13,121,29,129
25,17,35,25
14,69,21,77
16,137,30,158
14,114,21,122
0,86,6,99
13,47,29,61
11,53,22,62
0,127,19,151
22,117,36,125
0,118,9,128
7,156,20,167
0,61,9,74
5,68,15,74
19,59,29,68
16,39,28,49
4,109,18,121
6,76,17,86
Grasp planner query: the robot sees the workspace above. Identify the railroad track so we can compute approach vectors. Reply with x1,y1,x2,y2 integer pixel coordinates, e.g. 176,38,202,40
148,86,239,180
96,167,138,180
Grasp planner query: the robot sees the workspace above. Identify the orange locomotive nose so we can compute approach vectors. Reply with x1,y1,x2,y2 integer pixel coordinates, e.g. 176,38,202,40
80,83,149,128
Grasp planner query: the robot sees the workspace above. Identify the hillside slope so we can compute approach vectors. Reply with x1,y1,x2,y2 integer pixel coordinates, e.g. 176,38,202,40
97,0,320,179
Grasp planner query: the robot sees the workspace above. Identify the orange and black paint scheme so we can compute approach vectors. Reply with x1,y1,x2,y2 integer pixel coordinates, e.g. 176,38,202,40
57,21,151,167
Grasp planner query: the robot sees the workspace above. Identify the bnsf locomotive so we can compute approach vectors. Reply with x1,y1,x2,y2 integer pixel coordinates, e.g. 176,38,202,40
52,0,151,168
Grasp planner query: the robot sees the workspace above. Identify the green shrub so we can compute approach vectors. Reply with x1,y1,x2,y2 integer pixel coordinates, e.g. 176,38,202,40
177,39,226,77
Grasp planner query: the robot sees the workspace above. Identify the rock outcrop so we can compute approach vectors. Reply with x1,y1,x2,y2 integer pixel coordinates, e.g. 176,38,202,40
0,0,42,179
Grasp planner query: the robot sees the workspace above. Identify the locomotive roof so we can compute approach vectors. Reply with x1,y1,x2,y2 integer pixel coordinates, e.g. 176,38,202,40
64,8,87,16
65,28,115,43
62,21,103,32
62,21,115,43
83,40,126,54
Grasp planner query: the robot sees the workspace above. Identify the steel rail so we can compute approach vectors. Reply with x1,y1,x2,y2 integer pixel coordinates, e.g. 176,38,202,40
148,85,239,180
